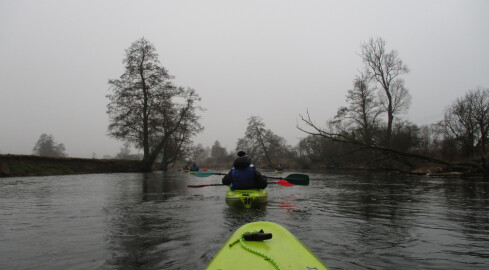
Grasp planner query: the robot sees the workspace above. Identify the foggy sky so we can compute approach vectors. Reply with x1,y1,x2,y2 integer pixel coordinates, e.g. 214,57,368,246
1,0,488,158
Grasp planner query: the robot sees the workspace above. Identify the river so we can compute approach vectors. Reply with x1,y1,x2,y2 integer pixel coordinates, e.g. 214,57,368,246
1,170,488,269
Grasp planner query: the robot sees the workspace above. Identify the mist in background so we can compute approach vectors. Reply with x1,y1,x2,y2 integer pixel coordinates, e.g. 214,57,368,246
1,0,488,158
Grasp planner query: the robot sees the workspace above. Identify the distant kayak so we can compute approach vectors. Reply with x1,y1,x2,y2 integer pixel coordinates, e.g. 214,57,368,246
206,221,329,270
274,170,283,174
225,188,268,209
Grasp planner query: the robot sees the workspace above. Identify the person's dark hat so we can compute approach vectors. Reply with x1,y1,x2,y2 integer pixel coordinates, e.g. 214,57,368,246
236,151,251,163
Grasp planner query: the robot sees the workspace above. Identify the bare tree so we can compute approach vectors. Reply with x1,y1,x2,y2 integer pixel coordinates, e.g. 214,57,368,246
107,38,203,171
443,87,489,163
211,140,227,162
192,143,207,162
298,111,452,167
159,115,203,170
417,124,444,156
115,145,131,159
334,73,382,144
236,115,288,167
360,37,410,145
159,136,187,170
378,78,412,118
297,135,330,163
32,134,66,157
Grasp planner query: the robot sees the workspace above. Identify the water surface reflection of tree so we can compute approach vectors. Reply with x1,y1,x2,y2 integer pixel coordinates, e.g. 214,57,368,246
103,172,191,269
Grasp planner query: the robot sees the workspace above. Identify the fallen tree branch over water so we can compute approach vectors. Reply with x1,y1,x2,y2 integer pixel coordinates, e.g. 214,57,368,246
298,112,485,176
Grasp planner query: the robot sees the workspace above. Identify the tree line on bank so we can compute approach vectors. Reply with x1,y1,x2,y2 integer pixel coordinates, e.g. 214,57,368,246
297,38,488,175
28,37,488,175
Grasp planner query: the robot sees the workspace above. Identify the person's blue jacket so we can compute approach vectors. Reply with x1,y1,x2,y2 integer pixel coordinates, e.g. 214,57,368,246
222,153,267,190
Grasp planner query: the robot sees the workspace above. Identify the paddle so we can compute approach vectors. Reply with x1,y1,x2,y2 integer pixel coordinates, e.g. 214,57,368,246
188,180,294,188
263,174,309,186
193,171,225,177
187,184,224,188
192,170,309,186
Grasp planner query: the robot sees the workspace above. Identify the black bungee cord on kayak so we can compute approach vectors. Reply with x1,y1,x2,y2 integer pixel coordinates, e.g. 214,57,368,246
229,230,282,270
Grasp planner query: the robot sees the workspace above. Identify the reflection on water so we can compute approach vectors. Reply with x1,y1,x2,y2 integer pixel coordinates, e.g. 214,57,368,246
277,194,299,211
1,171,488,269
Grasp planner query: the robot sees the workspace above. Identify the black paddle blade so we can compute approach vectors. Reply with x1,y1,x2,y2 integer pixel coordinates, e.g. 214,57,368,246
283,174,309,185
187,183,225,188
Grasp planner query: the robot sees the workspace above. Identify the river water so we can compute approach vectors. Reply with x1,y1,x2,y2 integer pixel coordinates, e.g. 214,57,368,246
1,170,488,269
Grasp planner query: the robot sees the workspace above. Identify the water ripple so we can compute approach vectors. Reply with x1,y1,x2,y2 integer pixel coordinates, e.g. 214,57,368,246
1,171,488,269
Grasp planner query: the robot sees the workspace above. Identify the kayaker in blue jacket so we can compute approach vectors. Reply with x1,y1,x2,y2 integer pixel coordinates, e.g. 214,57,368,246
189,164,199,171
222,151,267,190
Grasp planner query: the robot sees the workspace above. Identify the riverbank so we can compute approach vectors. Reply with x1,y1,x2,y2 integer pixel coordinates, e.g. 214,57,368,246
0,154,141,178
1,154,482,178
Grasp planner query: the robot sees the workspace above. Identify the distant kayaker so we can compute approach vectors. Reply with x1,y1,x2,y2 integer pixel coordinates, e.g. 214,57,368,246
222,151,267,190
190,164,199,171
277,164,284,171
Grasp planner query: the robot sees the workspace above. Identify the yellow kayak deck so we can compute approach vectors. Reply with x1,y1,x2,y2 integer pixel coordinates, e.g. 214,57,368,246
206,221,329,270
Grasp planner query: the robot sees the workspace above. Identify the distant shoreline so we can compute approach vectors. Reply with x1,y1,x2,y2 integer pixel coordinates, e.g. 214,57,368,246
0,154,141,178
0,154,479,178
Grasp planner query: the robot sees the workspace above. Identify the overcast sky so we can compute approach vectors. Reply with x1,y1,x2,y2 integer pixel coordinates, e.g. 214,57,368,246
1,0,488,158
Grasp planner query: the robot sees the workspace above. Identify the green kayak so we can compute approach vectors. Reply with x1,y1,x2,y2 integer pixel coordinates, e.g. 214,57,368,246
225,188,268,209
206,221,329,270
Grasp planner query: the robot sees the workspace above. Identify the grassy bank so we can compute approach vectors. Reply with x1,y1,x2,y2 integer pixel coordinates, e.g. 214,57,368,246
0,154,141,178
0,154,480,178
